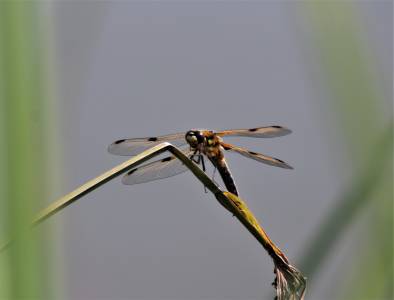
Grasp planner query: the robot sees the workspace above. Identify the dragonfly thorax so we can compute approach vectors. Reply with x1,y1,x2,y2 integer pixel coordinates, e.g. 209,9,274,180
185,130,222,158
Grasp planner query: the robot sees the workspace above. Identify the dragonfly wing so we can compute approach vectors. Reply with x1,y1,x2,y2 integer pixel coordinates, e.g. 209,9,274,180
221,142,293,169
108,132,187,156
216,126,291,138
122,150,194,185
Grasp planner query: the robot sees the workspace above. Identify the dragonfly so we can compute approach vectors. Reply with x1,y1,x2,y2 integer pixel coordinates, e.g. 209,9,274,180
108,126,293,196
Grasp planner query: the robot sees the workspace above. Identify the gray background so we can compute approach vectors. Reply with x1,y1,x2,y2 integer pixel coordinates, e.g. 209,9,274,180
43,2,392,300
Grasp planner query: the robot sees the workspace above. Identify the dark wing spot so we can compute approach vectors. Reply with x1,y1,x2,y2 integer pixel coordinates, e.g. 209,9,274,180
272,125,282,128
249,151,258,155
249,128,258,132
222,145,232,151
161,156,173,162
275,158,285,163
148,137,158,141
114,139,126,144
127,168,138,175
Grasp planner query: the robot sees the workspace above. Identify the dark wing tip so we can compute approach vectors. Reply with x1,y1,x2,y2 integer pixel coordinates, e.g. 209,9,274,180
108,142,120,154
249,125,292,136
114,139,126,144
161,156,173,162
108,139,126,154
280,160,294,169
274,126,292,136
273,157,294,169
127,168,138,175
121,168,138,185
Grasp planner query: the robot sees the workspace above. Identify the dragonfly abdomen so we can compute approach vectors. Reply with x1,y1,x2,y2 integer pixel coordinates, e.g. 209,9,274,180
210,156,239,196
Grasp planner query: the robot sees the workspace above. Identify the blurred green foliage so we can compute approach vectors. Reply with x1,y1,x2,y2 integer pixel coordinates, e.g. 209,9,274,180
0,1,52,299
301,2,393,299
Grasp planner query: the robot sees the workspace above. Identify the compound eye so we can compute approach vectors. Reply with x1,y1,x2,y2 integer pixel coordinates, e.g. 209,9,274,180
189,135,197,143
186,132,198,144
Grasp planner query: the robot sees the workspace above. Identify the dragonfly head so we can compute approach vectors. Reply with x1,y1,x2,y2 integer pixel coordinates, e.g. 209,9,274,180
185,130,205,149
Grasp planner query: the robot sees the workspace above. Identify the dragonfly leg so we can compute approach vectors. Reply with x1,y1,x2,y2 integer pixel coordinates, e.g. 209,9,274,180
190,149,200,164
189,151,208,193
200,154,209,193
201,155,206,172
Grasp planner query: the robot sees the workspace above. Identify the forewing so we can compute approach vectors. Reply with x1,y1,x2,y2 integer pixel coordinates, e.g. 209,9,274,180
108,132,186,156
221,142,293,169
122,150,194,185
217,126,291,138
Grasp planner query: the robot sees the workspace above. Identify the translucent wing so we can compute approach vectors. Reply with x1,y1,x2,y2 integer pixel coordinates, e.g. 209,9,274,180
108,132,187,156
122,150,194,185
221,142,293,169
217,126,291,138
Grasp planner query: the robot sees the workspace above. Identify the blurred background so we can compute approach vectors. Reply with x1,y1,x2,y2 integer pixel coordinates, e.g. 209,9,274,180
0,1,392,300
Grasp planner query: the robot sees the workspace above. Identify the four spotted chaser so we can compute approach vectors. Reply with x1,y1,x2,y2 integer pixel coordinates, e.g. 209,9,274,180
108,126,293,196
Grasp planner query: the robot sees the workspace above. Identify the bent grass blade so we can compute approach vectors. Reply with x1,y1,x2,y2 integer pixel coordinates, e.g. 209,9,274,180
222,192,306,300
1,142,306,299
